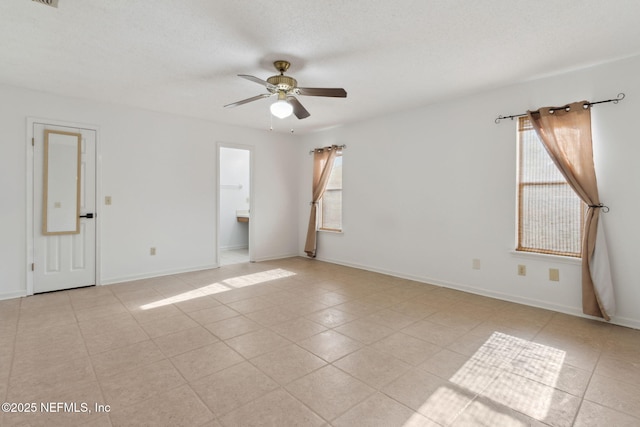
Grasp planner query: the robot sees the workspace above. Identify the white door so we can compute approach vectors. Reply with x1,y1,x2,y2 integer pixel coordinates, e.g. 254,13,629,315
33,123,96,293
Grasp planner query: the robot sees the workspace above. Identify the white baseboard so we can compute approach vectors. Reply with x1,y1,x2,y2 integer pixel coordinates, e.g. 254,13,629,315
0,290,27,301
101,263,219,286
314,255,639,330
608,315,640,330
220,244,249,251
252,252,300,263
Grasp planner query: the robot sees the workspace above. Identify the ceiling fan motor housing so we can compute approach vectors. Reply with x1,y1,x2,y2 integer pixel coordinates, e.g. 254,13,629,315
267,75,297,93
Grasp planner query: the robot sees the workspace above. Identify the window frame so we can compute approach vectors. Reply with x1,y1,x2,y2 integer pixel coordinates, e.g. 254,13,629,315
319,151,343,232
516,116,584,258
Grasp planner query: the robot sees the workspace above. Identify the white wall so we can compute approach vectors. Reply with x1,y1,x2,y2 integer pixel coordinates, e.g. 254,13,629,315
299,55,640,329
219,147,250,250
0,84,299,298
3,55,638,329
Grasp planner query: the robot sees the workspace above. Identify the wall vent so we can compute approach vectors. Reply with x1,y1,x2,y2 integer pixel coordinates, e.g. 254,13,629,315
32,0,59,7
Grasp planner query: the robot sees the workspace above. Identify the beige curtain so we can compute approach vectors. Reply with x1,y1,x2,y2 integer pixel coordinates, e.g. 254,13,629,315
528,102,615,320
304,146,339,257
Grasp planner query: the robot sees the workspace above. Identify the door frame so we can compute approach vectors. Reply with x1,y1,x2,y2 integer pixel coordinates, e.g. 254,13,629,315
216,142,255,266
26,117,102,295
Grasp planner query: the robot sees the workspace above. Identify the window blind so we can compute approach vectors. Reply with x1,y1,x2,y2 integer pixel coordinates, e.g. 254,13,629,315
517,117,583,257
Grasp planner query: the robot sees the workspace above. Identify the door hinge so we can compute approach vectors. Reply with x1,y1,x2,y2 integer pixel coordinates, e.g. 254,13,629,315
32,137,35,146
31,263,35,271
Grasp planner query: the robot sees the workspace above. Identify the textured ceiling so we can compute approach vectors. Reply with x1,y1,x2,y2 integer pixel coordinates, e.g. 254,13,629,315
2,1,640,133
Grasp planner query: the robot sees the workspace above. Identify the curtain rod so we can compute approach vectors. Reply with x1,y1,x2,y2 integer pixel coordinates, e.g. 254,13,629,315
308,144,347,155
494,93,625,124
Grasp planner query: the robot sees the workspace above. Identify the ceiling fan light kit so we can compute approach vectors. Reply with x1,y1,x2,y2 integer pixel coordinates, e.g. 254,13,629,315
270,96,294,119
224,60,347,120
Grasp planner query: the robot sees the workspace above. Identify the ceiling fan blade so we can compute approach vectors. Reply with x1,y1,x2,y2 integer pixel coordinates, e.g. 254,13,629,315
223,93,272,108
297,87,347,98
287,96,310,119
238,74,277,91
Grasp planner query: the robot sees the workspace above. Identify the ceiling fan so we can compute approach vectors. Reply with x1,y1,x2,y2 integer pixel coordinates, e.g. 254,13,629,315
224,60,347,120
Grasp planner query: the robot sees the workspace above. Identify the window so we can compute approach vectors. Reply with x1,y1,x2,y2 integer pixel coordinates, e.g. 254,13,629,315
516,116,584,257
320,152,342,231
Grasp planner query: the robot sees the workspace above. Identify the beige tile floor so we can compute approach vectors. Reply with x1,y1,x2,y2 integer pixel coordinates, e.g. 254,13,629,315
220,249,249,266
1,257,639,426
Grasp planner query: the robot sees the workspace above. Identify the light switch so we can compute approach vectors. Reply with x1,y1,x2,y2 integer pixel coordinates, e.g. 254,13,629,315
105,196,112,205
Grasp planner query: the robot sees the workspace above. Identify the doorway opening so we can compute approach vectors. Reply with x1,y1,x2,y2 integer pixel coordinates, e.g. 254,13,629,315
218,144,253,266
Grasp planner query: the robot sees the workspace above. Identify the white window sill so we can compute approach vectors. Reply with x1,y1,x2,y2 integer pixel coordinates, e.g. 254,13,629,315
319,229,343,234
510,250,581,265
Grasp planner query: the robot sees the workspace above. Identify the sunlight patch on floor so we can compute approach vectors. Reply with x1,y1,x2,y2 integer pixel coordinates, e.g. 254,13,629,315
140,289,215,310
451,399,531,427
451,332,565,421
407,332,566,425
140,268,295,310
416,386,473,425
222,268,296,288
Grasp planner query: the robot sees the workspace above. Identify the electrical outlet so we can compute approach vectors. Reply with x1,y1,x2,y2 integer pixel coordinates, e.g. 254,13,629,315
150,247,156,256
549,268,560,281
472,259,481,270
105,196,112,205
518,265,526,276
